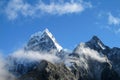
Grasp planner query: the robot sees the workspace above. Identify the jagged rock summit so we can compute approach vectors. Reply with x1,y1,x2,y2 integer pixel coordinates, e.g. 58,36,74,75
86,36,106,51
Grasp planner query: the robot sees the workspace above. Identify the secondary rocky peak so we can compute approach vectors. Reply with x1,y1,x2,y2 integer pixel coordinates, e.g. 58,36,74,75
89,36,102,44
85,36,106,52
91,36,100,41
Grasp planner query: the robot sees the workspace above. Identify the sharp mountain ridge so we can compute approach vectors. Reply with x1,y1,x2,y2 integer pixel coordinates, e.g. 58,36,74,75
7,29,120,80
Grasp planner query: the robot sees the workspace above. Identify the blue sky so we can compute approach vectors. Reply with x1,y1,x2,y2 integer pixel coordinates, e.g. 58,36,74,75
0,0,120,54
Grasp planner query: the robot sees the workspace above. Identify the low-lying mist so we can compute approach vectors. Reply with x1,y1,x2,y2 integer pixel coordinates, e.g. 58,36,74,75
74,43,106,62
64,43,107,71
11,49,60,64
0,49,61,80
0,54,15,80
0,43,108,80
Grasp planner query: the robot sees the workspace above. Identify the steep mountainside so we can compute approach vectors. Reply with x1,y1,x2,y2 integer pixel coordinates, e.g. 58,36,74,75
18,60,76,80
7,29,120,80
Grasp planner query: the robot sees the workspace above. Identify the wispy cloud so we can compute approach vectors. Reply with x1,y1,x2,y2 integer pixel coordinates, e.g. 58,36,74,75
107,13,120,34
74,43,106,62
108,13,120,26
4,0,92,20
97,12,120,34
64,42,107,72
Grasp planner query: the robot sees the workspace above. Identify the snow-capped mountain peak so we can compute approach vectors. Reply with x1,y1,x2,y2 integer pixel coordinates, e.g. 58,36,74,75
43,28,51,35
26,28,62,52
42,28,63,52
30,28,50,39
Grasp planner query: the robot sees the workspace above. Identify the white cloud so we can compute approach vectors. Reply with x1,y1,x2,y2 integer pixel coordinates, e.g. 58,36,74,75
0,54,15,80
64,43,107,70
11,49,60,64
5,0,92,20
97,12,120,34
5,0,35,20
108,13,120,26
38,2,83,15
107,13,120,34
0,49,61,79
74,43,106,62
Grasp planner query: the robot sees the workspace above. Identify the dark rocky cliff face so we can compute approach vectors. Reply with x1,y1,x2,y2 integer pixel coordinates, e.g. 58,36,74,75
101,62,120,80
17,60,120,80
18,60,76,80
85,36,120,77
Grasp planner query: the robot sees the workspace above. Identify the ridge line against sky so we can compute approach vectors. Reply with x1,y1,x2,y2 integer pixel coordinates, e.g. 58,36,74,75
0,0,120,54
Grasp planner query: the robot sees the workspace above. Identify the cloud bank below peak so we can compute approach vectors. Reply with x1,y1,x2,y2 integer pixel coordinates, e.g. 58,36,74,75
4,0,92,20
